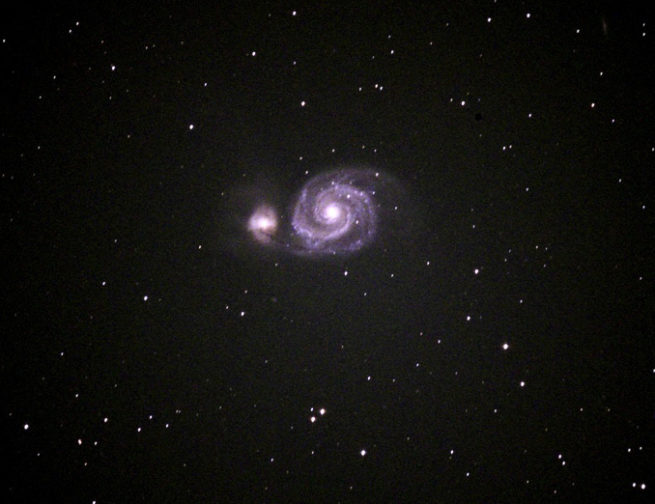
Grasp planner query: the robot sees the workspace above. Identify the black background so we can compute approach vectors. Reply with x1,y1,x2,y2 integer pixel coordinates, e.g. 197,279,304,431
2,2,653,502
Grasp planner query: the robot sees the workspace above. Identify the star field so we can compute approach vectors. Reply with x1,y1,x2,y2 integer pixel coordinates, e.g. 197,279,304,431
2,2,654,503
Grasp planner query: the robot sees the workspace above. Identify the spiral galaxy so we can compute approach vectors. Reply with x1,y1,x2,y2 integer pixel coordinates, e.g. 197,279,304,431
245,168,403,257
291,170,378,254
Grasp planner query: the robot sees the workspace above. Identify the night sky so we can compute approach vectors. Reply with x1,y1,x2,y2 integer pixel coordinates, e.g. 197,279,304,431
3,2,654,503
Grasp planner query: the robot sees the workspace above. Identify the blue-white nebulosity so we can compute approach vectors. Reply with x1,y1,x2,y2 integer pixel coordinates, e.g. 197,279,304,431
247,168,402,257
291,169,378,254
